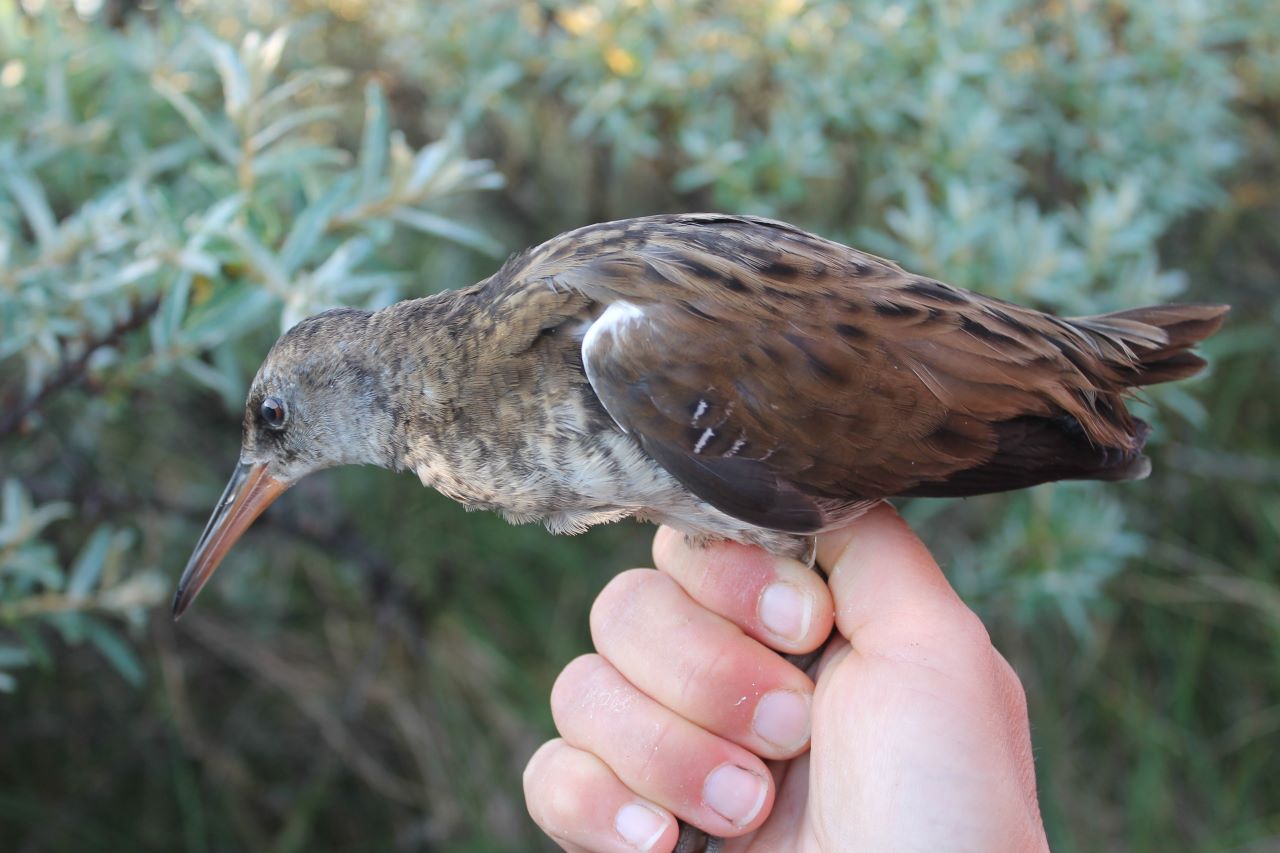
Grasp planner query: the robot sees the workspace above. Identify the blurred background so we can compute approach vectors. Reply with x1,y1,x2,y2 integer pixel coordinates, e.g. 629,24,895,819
0,0,1276,849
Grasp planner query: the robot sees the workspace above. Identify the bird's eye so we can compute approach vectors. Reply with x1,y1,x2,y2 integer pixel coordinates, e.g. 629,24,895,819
260,396,287,430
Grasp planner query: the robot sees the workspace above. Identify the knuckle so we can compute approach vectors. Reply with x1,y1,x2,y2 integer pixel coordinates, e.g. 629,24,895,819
995,652,1029,716
549,653,610,725
590,568,663,639
942,604,993,651
676,633,738,709
632,710,678,783
541,760,598,832
523,738,565,798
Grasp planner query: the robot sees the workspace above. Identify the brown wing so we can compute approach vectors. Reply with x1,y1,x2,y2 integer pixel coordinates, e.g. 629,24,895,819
491,213,1225,531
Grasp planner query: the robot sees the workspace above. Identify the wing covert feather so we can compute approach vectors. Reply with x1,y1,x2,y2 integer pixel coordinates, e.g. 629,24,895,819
481,213,1218,529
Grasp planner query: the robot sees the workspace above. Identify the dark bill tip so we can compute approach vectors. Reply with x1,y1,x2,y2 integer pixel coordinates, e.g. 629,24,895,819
172,462,288,620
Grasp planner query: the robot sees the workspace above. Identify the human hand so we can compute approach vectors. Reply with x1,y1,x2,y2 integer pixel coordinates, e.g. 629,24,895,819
524,504,1049,852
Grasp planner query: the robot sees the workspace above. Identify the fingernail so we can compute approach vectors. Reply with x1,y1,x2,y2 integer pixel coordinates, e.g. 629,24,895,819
615,802,667,850
702,764,767,827
759,581,811,643
752,689,811,751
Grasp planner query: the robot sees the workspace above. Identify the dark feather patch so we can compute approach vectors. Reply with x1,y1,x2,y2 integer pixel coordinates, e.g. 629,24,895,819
903,415,1151,497
639,437,825,533
904,278,968,304
873,301,922,319
960,315,1021,347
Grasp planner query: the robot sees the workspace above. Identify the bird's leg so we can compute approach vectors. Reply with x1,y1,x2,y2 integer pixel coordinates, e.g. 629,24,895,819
674,536,830,851
797,532,818,569
673,826,721,853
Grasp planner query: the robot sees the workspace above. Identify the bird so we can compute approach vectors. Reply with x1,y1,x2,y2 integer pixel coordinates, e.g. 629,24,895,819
175,212,1226,618
173,212,1225,852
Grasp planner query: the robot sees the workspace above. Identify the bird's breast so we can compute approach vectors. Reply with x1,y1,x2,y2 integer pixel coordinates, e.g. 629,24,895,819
407,420,682,534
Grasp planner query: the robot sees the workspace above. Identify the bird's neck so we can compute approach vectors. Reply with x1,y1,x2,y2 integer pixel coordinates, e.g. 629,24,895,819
363,287,492,472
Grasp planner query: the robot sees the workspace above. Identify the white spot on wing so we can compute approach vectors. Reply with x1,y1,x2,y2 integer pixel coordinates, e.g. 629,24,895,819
693,427,715,454
581,301,649,436
582,300,646,357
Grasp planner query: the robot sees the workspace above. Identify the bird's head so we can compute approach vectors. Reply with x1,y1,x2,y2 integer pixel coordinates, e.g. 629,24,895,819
173,307,399,618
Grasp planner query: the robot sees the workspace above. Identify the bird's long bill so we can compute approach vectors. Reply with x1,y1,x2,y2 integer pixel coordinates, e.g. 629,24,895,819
172,462,288,620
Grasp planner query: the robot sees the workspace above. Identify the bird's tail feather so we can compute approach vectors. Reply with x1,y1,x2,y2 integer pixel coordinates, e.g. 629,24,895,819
1071,303,1230,386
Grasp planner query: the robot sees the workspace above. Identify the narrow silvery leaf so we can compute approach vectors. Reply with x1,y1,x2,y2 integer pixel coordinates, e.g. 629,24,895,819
24,500,73,541
98,572,166,619
68,256,162,299
4,170,58,250
254,67,350,120
194,28,252,121
44,61,71,124
248,105,342,154
388,130,414,187
152,270,193,352
281,292,311,331
224,227,290,295
280,174,356,275
256,26,290,78
129,138,203,187
177,350,241,409
5,550,65,590
1,479,28,531
153,77,241,165
457,62,523,126
68,526,114,600
467,170,506,191
403,140,449,198
309,234,374,291
331,272,402,301
184,282,275,347
391,209,504,257
359,82,390,200
195,194,246,236
84,620,145,686
253,145,351,179
179,356,242,409
0,645,32,669
175,249,220,278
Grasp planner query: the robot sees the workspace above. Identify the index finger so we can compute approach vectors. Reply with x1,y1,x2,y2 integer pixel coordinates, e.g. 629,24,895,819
652,528,835,655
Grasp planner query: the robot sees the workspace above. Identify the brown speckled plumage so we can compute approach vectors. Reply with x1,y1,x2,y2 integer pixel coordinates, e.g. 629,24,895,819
368,213,1223,543
177,212,1226,616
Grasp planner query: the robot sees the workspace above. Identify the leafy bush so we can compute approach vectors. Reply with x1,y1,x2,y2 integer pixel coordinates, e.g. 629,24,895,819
1,0,1277,850
1,7,503,684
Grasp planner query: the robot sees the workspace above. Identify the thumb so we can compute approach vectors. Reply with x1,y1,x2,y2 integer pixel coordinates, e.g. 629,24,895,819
815,503,983,660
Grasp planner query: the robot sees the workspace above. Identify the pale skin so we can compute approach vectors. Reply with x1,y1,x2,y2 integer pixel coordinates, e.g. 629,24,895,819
523,504,1051,852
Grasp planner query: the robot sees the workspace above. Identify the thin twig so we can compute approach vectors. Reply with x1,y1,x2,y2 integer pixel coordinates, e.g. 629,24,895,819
0,296,161,435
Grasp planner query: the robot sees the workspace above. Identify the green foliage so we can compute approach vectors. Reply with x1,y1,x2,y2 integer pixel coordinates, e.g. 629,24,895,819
1,4,503,684
1,0,1277,851
0,477,157,688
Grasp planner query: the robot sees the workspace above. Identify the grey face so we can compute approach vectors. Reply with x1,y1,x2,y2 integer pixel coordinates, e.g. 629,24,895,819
240,309,399,485
174,308,397,618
